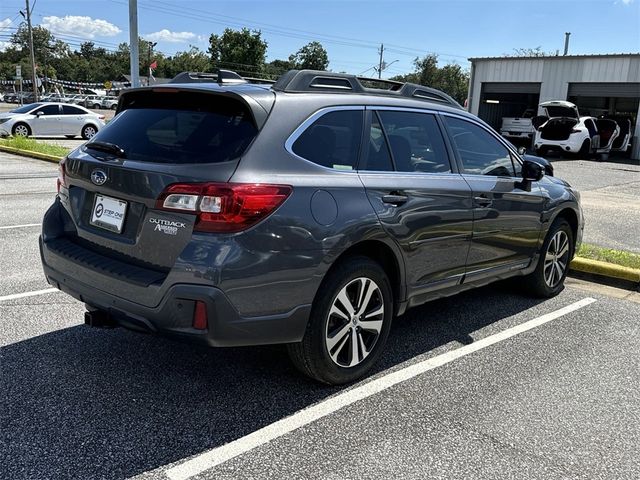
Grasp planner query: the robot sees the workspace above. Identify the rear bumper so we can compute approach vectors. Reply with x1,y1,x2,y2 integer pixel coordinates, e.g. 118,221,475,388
40,238,310,347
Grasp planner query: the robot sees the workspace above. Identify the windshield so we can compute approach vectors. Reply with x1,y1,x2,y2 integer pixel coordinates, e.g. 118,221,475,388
10,103,41,114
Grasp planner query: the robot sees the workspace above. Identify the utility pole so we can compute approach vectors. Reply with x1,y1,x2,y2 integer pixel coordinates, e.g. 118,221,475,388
24,0,38,101
129,0,140,88
378,43,384,79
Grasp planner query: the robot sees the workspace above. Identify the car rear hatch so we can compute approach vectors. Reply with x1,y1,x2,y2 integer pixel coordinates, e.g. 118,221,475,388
540,100,580,119
540,117,579,141
56,86,274,271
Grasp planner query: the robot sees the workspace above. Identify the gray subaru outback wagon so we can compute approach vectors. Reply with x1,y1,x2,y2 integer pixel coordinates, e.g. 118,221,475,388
40,70,583,384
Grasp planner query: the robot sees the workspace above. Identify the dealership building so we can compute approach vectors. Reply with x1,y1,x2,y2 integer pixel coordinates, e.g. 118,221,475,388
467,53,640,159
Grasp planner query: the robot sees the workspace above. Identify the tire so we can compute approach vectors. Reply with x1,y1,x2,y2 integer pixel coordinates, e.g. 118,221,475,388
81,124,97,140
578,139,590,158
522,219,574,298
287,256,393,385
92,104,101,109
535,147,547,157
12,123,31,137
110,104,117,110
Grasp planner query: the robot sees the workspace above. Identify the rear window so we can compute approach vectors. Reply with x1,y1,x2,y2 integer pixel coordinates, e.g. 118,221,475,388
88,91,257,164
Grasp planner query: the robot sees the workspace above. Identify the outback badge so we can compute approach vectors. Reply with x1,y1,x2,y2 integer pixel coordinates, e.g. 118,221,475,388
91,169,108,186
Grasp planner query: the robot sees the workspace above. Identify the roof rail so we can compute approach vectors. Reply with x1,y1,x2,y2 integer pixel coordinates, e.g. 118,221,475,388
272,70,462,109
169,70,276,86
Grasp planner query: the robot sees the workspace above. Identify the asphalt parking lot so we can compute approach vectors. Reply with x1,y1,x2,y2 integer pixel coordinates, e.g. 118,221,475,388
2,151,640,480
551,155,640,253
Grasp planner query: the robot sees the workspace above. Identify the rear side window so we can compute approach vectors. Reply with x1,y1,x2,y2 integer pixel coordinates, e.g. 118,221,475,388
377,111,451,173
88,91,257,164
444,116,516,177
292,110,363,170
62,105,86,115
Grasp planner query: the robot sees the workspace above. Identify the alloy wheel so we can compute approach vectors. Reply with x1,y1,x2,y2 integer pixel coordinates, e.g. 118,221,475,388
544,230,570,288
325,277,384,368
13,125,29,137
84,126,97,139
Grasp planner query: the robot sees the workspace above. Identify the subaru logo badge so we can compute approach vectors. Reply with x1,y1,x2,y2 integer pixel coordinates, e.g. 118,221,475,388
91,169,107,186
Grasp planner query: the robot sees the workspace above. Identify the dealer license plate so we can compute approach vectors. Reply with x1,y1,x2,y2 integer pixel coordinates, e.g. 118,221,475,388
90,194,127,233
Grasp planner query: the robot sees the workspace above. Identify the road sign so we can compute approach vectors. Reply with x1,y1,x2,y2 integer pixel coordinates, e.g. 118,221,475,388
104,81,112,90
16,65,21,78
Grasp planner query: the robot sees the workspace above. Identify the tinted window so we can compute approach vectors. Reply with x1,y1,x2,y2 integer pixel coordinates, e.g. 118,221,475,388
444,116,516,177
62,105,86,115
378,111,451,173
88,92,257,164
360,112,393,171
11,103,42,114
33,105,60,115
292,110,363,170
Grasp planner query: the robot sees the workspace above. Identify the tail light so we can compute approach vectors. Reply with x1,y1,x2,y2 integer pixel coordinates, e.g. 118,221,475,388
192,301,208,330
56,160,66,193
156,182,292,233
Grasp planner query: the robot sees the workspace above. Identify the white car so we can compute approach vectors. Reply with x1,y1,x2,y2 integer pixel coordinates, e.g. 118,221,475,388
0,102,106,139
533,101,619,157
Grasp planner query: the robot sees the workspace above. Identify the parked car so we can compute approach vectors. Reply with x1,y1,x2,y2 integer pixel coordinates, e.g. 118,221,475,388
533,101,620,157
101,95,119,110
0,102,105,139
82,95,104,109
500,108,536,140
40,70,583,384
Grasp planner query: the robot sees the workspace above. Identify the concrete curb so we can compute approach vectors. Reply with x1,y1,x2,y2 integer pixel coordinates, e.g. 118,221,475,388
0,145,62,163
570,257,640,286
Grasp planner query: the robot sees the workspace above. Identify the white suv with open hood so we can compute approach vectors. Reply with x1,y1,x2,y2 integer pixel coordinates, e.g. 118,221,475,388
533,101,620,157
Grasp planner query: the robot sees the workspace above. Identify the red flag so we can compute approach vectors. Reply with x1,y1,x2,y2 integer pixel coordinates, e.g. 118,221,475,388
149,60,158,70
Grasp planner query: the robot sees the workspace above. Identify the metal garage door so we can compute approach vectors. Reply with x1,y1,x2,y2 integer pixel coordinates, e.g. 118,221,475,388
568,83,640,97
482,83,541,94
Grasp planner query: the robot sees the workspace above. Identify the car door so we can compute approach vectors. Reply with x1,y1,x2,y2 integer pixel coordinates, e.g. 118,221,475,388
358,108,473,295
442,114,545,282
61,104,88,135
30,104,62,136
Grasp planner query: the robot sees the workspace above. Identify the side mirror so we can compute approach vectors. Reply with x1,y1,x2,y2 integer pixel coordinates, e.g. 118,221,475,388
522,159,544,182
517,146,527,156
518,159,544,192
35,111,44,117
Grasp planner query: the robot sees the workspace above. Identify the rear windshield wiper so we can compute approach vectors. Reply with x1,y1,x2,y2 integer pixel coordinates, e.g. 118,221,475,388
84,141,126,158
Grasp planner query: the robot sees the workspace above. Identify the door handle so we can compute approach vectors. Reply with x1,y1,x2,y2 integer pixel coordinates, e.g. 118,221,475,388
382,193,408,205
473,195,493,208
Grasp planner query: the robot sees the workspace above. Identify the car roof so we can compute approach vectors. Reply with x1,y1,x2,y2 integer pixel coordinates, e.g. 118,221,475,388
149,81,472,118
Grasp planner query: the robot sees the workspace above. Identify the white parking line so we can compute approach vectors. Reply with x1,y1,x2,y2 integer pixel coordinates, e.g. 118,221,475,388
0,223,40,230
0,288,58,302
165,297,597,480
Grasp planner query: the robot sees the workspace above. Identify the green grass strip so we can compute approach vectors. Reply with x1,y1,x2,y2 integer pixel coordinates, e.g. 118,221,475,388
0,137,70,157
577,243,640,270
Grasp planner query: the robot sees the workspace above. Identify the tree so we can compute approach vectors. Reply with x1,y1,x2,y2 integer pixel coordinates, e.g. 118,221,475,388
164,46,210,78
508,47,555,57
208,28,268,77
264,59,293,79
390,54,469,105
289,41,329,70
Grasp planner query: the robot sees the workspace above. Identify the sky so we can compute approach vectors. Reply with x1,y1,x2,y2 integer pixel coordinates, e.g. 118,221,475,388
1,0,639,78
